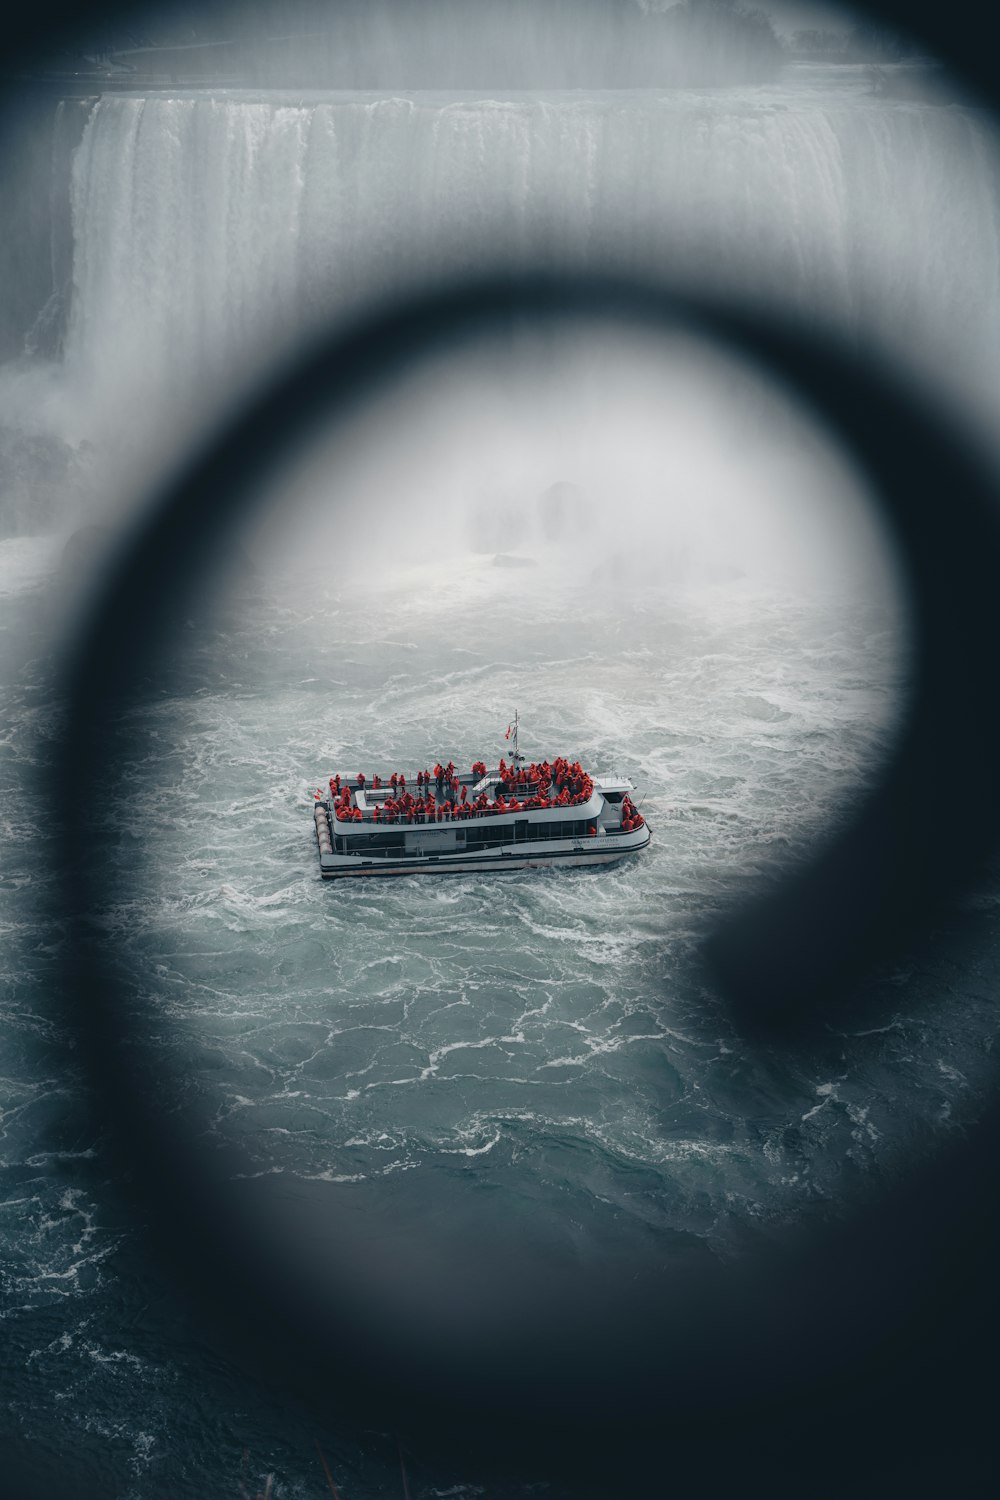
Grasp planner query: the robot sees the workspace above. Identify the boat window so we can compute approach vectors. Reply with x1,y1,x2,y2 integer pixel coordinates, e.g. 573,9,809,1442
347,832,404,851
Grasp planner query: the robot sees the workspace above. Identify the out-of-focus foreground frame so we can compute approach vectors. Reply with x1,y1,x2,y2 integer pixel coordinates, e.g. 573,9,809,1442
5,1,1000,1493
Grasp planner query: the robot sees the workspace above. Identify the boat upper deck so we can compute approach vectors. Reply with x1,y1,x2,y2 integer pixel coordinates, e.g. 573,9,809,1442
316,755,645,834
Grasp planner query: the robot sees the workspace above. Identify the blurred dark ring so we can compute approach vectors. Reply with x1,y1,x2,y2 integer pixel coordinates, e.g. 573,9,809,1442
56,270,1000,1463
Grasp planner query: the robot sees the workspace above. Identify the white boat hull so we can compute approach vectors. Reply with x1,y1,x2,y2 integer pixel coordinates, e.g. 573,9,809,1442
317,827,650,878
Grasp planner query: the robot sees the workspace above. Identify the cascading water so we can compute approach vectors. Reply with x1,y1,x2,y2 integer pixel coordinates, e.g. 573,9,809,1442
63,70,1000,446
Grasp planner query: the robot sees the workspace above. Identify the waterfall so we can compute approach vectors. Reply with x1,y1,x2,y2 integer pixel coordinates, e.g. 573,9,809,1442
3,71,999,538
65,83,1000,418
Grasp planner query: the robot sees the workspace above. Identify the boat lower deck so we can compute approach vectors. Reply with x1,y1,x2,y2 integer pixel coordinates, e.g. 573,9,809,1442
316,822,650,878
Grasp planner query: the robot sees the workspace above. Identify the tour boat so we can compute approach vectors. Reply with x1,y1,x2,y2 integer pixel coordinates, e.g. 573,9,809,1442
312,715,649,879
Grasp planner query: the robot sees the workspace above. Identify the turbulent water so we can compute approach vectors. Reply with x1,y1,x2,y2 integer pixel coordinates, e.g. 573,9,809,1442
95,560,914,1204
3,62,1000,1498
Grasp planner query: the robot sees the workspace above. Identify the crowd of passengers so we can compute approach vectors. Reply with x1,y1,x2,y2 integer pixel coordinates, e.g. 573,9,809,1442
319,758,645,833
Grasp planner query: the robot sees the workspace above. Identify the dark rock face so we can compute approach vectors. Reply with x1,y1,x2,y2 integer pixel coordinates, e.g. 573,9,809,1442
0,427,95,538
537,480,592,544
0,92,89,363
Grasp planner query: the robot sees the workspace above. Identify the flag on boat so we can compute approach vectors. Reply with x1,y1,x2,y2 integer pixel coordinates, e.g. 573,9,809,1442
505,724,512,740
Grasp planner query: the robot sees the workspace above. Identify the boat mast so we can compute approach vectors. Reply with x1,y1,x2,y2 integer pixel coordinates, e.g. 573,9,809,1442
511,709,524,766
